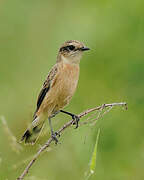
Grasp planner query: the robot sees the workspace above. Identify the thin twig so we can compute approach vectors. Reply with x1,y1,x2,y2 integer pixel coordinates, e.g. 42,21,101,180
17,102,127,180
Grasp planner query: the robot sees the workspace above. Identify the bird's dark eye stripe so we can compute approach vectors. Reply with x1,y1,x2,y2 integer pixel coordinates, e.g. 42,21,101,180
60,45,75,52
67,45,75,50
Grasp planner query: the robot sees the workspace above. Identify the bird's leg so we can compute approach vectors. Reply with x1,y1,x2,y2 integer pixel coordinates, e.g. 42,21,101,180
60,110,80,128
48,117,58,144
49,111,61,138
49,111,60,118
49,111,61,137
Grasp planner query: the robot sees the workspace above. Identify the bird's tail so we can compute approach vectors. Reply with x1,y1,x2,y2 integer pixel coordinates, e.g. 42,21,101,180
21,115,45,145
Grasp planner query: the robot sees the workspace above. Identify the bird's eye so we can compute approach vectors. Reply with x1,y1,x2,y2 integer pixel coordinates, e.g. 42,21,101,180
60,45,75,52
67,45,75,51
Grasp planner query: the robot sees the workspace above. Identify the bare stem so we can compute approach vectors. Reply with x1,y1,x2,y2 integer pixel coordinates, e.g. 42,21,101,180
17,102,127,180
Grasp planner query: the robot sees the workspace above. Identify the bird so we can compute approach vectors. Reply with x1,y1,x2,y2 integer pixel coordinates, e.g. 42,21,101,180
21,40,90,145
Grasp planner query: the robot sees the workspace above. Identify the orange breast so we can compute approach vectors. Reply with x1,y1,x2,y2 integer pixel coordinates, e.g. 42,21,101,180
38,63,80,116
55,63,79,108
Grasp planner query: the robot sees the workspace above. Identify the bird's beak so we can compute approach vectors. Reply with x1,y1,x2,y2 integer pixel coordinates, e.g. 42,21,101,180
80,47,90,51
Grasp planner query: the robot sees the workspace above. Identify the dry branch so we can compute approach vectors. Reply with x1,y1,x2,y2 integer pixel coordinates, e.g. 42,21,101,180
17,102,127,180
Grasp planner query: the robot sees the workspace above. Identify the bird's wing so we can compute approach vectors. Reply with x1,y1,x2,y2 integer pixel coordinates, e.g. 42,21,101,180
33,64,58,118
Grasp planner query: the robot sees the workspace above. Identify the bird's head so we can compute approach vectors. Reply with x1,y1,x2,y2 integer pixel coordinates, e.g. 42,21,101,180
57,40,90,64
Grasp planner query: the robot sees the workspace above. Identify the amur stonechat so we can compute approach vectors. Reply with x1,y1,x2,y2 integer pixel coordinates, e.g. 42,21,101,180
21,40,90,144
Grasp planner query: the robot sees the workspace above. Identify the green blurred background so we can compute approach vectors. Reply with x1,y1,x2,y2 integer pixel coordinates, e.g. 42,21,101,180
0,0,144,179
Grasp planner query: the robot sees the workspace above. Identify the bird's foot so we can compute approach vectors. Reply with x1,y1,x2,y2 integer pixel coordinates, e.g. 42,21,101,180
55,131,61,137
51,132,59,144
72,115,80,129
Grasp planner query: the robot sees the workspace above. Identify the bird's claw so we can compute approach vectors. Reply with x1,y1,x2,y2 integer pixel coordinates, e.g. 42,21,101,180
55,131,61,137
51,132,59,144
72,115,80,129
